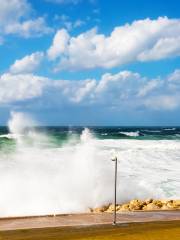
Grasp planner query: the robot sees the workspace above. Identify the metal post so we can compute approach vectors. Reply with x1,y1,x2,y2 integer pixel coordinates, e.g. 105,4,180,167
112,156,117,225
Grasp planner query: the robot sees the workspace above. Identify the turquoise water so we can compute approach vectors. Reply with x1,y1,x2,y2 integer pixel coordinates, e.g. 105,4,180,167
1,126,180,144
0,126,180,217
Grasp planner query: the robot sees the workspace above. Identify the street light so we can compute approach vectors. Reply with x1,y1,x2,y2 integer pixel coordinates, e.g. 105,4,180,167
111,154,118,225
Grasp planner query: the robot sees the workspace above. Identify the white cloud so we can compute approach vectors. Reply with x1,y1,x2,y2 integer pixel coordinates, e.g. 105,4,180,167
10,52,44,74
5,17,52,38
138,37,180,61
0,73,47,103
144,95,179,110
47,29,70,60
0,0,51,39
47,17,180,71
166,69,180,91
1,69,180,111
0,0,30,24
65,79,96,103
137,79,161,97
167,69,180,82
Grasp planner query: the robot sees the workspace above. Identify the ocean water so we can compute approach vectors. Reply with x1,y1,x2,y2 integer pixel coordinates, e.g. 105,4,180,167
0,112,180,217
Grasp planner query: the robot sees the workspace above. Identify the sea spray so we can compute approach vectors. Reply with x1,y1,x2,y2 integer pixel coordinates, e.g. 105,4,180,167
8,111,35,135
0,112,179,217
0,112,114,217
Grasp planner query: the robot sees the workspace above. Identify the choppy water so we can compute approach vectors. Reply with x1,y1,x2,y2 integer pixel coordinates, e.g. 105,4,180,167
0,112,180,217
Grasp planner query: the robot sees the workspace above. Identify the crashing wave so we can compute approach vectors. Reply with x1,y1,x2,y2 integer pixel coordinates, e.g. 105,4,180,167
119,131,140,137
0,112,179,217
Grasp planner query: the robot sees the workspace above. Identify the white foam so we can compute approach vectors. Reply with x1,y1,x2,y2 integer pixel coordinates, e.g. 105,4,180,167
143,130,161,133
8,111,36,135
165,128,176,130
119,131,140,137
0,112,179,217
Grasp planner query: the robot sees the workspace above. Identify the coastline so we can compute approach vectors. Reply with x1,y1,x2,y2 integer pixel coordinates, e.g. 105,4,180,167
91,199,180,213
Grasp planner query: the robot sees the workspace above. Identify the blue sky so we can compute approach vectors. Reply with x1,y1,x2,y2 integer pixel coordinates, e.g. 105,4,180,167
0,0,180,125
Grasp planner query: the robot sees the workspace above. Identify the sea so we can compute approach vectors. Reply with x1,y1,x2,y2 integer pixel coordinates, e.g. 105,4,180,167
0,114,180,217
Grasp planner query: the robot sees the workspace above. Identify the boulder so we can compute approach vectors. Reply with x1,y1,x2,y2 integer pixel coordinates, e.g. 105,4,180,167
173,200,180,208
166,201,179,210
106,204,122,212
161,204,172,210
129,199,144,211
106,204,115,212
116,205,121,211
92,205,109,213
119,204,130,211
145,198,153,204
91,199,180,213
152,200,163,208
160,199,170,204
143,203,160,211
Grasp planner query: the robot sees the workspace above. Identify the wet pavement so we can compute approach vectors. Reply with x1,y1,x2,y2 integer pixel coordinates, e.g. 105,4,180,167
0,211,180,231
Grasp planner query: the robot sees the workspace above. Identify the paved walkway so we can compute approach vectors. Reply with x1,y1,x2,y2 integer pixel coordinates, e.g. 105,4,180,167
0,211,180,231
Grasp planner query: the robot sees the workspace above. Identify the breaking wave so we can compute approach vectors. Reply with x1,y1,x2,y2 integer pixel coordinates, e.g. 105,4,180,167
0,112,179,217
119,131,140,137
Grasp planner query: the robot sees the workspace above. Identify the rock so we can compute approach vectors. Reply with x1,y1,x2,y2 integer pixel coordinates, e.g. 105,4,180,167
173,200,180,208
92,205,109,213
91,199,180,213
106,204,115,212
160,199,170,204
119,204,130,211
106,204,122,212
145,198,153,204
129,199,144,211
89,207,93,213
92,207,103,213
161,200,180,210
166,201,179,210
161,205,172,210
116,205,121,211
152,200,163,208
143,203,160,211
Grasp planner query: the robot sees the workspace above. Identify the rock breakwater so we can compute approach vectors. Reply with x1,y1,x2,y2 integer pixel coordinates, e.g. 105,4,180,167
90,199,180,213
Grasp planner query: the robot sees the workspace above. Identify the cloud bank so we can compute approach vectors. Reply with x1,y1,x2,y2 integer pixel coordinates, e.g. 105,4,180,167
47,17,180,71
0,0,52,39
1,69,180,111
10,52,44,74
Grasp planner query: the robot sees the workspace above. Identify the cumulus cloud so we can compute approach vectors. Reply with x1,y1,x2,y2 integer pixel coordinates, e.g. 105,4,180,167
47,29,70,60
0,0,30,24
0,0,51,39
138,37,180,61
5,17,52,38
10,52,44,74
144,95,179,110
0,73,48,103
47,17,180,71
137,79,161,97
167,69,180,82
1,69,180,111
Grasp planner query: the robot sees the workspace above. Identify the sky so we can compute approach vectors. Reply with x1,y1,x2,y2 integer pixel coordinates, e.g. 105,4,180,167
0,0,180,126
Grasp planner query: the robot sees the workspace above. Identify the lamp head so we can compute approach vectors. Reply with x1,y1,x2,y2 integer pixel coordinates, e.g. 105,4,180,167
111,149,117,161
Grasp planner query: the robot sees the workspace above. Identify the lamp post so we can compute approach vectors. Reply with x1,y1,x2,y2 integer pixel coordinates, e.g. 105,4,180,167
112,155,117,225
